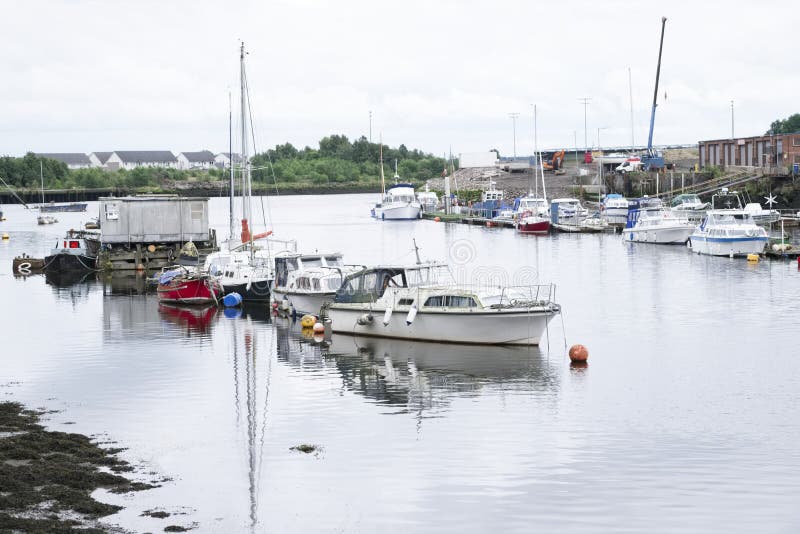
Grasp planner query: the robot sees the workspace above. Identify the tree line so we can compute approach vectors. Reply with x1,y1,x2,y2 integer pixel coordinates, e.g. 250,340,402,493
0,136,449,191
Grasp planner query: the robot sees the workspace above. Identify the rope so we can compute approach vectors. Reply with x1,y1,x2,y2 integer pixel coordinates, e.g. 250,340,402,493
0,174,30,208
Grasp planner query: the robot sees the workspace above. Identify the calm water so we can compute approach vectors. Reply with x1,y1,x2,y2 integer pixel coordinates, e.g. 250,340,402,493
1,195,799,533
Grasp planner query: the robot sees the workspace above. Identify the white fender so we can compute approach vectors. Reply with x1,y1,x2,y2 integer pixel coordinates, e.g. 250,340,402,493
383,306,393,326
405,305,417,326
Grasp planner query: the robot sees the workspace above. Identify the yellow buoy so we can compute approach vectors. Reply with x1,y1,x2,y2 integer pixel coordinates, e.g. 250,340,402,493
1,233,9,240
300,314,316,328
746,254,759,262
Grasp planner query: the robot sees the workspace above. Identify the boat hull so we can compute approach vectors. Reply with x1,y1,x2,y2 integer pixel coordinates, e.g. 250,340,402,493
688,235,768,256
517,219,551,234
327,305,558,345
39,203,88,213
372,204,421,220
44,253,96,271
219,279,272,303
272,289,335,315
622,225,694,244
158,277,222,305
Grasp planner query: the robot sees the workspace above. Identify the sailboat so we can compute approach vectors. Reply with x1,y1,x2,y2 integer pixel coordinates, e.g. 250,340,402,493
203,43,294,302
37,161,87,213
516,108,550,234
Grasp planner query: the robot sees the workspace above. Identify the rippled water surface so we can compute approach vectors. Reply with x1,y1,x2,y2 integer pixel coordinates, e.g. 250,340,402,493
1,195,800,533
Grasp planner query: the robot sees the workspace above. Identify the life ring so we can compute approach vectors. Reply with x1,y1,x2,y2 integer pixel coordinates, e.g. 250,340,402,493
17,262,31,275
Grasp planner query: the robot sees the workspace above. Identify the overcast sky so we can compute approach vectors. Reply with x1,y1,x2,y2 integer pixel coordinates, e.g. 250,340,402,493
1,0,796,158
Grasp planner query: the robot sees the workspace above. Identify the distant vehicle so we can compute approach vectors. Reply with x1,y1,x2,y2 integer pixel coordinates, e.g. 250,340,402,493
616,157,643,173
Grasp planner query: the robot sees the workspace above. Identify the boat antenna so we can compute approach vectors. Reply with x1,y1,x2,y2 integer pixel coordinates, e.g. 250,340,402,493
412,238,421,265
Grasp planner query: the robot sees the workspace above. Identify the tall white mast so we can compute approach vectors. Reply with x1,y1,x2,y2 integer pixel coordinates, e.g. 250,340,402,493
239,42,252,247
228,89,235,243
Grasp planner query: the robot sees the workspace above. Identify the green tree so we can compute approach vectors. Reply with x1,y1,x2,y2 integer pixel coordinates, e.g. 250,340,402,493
767,113,800,134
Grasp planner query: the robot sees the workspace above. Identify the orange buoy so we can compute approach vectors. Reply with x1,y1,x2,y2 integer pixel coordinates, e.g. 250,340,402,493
434,216,441,222
312,322,324,333
568,344,588,362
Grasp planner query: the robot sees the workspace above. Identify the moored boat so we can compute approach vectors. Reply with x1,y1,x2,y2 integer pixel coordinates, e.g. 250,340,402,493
622,207,695,244
688,188,768,257
601,193,629,225
157,266,223,305
272,252,362,315
44,229,100,271
37,215,57,225
39,202,88,213
324,263,560,345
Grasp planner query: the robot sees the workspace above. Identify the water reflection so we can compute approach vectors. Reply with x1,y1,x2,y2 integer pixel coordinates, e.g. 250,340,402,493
99,272,151,296
274,321,561,417
45,270,97,305
158,303,219,335
222,315,273,533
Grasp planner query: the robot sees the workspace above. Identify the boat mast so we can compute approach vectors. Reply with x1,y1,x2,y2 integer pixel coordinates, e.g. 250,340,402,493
628,66,635,152
533,104,538,198
40,160,44,204
228,89,235,244
379,136,385,197
239,42,252,248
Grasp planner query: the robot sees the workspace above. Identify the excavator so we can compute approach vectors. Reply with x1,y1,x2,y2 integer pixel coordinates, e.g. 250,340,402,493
542,150,566,172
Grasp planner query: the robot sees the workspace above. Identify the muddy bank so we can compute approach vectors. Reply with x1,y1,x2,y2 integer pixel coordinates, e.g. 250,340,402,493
0,401,154,533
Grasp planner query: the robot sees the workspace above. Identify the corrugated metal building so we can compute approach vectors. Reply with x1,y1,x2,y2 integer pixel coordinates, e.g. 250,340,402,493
98,196,211,244
698,132,800,170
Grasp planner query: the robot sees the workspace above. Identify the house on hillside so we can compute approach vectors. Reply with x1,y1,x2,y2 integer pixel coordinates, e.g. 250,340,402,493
105,151,178,171
214,152,243,169
89,152,113,168
177,150,216,170
35,152,92,169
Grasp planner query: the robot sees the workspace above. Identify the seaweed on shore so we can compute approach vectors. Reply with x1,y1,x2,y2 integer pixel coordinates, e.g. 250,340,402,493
0,401,155,532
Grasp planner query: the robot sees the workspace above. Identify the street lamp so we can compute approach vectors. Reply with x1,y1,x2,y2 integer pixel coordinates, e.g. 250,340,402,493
578,97,591,150
509,112,520,158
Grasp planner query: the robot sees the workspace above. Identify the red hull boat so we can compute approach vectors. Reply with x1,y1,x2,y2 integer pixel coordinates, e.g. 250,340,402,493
157,267,222,305
516,212,551,234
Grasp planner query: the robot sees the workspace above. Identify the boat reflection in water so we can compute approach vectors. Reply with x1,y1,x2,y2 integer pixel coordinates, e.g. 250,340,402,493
275,319,560,413
158,302,219,335
220,313,275,532
45,270,97,306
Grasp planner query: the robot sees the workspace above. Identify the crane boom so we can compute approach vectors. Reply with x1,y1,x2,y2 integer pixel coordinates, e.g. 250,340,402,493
647,16,667,154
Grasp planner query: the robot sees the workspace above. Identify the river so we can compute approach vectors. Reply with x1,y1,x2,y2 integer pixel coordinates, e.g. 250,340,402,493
1,194,799,533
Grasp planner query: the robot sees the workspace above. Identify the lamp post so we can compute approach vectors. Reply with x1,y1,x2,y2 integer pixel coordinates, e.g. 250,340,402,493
509,112,520,158
578,97,591,150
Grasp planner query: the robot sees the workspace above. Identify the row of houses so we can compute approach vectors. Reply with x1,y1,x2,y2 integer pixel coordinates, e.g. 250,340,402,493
698,132,800,171
34,151,243,171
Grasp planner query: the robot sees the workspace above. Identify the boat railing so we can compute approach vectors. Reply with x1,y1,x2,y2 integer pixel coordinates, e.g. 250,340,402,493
489,284,558,309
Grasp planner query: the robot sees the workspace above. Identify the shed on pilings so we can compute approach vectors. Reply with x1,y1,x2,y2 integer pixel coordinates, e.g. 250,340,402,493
98,195,214,246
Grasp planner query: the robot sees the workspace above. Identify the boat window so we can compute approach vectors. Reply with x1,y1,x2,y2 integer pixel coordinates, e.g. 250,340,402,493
104,203,119,221
424,295,477,308
324,256,343,267
313,279,321,290
324,276,342,290
398,298,414,306
302,258,323,268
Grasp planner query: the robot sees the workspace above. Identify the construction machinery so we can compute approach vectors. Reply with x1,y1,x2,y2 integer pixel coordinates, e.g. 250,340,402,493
642,17,667,171
542,150,566,172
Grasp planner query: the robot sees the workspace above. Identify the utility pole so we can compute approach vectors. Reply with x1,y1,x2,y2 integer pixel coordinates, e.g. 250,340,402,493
578,97,591,150
509,112,520,158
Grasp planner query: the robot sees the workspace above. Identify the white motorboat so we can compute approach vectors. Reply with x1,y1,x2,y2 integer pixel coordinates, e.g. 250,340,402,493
371,157,422,220
549,198,603,232
688,188,768,257
743,203,780,225
324,262,560,345
601,194,629,225
416,184,439,213
670,193,709,222
622,207,695,244
272,252,362,315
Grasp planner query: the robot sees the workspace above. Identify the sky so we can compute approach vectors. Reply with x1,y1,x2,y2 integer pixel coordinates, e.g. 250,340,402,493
1,0,797,159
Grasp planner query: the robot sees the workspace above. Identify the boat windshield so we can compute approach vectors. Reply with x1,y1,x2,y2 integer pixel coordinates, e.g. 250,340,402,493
301,257,323,268
334,264,454,304
711,213,752,225
325,255,343,267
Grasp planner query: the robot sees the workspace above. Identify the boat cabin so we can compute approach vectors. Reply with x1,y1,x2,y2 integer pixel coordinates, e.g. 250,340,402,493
711,188,743,210
334,264,454,304
274,253,346,289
